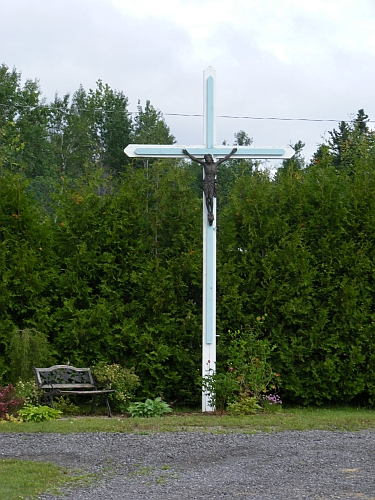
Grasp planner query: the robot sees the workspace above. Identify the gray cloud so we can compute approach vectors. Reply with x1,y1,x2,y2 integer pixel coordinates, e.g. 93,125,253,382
2,0,375,161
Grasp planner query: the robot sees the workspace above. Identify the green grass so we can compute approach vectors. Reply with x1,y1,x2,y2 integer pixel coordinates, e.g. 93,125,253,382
1,407,375,434
0,458,90,500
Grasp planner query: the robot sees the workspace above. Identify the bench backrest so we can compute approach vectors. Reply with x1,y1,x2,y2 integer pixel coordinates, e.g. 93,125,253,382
33,365,96,390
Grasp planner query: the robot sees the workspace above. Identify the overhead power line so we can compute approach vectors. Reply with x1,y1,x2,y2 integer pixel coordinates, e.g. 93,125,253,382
164,113,375,123
0,102,374,123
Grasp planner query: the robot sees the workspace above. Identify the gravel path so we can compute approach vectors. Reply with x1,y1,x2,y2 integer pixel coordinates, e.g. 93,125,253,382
1,430,375,499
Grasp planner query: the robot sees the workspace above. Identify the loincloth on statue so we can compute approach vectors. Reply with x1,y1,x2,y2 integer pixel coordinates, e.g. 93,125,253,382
203,179,217,198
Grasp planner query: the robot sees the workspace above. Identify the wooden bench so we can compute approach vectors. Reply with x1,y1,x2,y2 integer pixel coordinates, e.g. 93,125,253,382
33,365,116,417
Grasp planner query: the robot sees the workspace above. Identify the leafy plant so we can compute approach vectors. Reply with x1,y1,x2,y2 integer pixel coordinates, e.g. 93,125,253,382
18,405,62,422
224,324,279,400
0,385,24,419
201,368,239,412
53,396,80,415
0,413,22,423
14,379,41,406
127,397,172,418
9,328,53,381
92,363,140,412
227,396,262,415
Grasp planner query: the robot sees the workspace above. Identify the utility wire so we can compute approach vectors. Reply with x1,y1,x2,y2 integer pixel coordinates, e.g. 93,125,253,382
0,102,374,123
164,113,374,123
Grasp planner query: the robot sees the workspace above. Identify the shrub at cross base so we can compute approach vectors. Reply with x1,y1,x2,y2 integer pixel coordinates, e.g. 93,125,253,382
201,368,239,412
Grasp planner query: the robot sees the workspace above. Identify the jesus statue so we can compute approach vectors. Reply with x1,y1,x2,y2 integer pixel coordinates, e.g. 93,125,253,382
182,147,237,225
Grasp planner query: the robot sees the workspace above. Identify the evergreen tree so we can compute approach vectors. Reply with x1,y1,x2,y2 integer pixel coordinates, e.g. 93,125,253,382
0,64,52,180
132,100,175,145
51,81,132,179
0,171,55,381
217,130,256,210
276,140,305,180
327,109,375,175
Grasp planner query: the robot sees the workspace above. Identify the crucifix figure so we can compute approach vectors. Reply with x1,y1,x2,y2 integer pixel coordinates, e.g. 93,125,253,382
125,67,294,412
182,148,237,225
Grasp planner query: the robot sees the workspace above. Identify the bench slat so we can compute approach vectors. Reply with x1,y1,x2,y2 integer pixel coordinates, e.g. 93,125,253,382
40,384,95,389
54,390,116,395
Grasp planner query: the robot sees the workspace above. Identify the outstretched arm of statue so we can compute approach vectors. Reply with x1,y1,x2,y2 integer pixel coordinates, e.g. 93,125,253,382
182,149,205,166
216,147,237,166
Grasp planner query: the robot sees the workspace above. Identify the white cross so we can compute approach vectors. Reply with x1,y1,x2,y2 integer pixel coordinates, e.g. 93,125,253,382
125,67,294,412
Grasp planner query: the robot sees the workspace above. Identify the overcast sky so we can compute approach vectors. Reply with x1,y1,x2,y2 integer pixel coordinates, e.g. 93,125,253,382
2,0,375,161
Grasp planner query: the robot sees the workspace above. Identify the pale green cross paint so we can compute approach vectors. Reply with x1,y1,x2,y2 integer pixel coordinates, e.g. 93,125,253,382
125,67,294,412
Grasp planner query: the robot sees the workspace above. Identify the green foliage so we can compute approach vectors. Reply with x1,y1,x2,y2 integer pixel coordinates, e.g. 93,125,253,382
218,141,375,405
53,396,80,415
276,140,306,179
201,369,239,412
50,80,133,178
14,379,40,405
0,171,56,382
127,397,172,418
92,363,140,412
9,328,52,381
327,109,375,175
0,64,52,179
2,64,375,408
227,396,261,415
18,405,62,422
222,323,278,400
132,100,175,145
209,321,279,411
217,130,256,208
47,161,201,405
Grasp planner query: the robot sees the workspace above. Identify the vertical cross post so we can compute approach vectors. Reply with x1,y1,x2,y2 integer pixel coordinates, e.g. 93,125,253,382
202,67,217,412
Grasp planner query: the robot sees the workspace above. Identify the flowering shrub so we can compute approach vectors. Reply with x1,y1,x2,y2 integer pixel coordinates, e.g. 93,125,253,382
264,394,282,405
262,394,282,413
14,379,41,406
92,363,140,412
0,385,25,419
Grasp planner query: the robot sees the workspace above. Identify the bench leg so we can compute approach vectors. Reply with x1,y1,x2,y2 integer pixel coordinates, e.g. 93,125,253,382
106,396,112,418
49,393,55,409
90,395,97,414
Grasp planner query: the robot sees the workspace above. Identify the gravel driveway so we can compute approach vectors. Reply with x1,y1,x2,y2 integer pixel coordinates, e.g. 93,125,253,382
1,430,375,499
